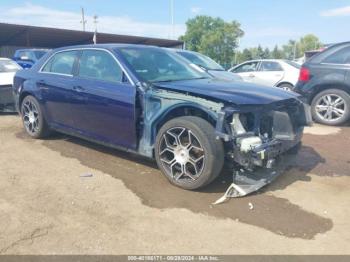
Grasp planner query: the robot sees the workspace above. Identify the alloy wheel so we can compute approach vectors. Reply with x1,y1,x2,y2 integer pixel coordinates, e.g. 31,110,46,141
158,127,205,182
315,94,346,122
22,99,40,134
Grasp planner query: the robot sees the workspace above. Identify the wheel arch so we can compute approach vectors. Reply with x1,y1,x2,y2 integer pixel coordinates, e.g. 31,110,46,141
153,103,218,141
276,81,294,88
19,91,34,112
309,83,350,104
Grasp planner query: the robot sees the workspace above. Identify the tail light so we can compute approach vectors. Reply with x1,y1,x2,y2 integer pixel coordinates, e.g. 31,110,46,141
299,67,310,82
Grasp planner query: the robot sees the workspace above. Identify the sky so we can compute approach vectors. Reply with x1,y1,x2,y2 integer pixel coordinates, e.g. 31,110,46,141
1,0,350,49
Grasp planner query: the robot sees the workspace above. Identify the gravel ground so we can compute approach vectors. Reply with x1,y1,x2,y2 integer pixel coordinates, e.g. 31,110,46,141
0,114,349,254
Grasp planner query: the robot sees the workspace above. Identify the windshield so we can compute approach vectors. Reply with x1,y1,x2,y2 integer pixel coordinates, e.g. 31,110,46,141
34,51,48,60
0,60,21,73
118,47,209,83
178,51,224,71
284,60,301,69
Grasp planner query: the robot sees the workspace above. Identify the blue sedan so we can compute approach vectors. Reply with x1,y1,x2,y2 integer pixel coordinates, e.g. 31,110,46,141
13,44,311,191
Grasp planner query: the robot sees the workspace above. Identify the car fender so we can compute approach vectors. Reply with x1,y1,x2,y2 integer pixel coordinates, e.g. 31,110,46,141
307,72,347,101
137,88,224,157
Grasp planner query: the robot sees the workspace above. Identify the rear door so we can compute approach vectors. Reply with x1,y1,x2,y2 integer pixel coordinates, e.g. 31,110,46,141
72,49,137,149
39,50,79,128
231,61,260,83
254,61,284,86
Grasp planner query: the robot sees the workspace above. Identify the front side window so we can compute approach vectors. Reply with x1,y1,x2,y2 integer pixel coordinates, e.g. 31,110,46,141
78,50,123,83
322,46,350,64
260,61,283,72
0,60,21,72
233,62,259,73
118,47,208,83
42,51,78,75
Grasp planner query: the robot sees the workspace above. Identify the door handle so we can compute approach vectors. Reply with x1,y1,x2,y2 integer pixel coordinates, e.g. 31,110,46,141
73,85,85,92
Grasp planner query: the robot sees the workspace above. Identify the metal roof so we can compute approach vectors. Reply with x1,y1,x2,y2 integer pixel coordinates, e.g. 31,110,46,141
0,23,183,48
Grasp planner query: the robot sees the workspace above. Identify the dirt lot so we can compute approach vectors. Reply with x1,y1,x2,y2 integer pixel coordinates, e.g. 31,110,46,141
0,114,349,254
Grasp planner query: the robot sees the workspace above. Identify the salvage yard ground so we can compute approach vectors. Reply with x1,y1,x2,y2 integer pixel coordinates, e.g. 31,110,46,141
0,114,349,254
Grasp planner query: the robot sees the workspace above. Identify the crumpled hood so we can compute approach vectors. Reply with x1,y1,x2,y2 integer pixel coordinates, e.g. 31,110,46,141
153,78,299,105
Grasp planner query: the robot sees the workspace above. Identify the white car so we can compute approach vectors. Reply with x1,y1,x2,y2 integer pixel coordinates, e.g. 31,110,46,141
170,49,243,82
229,59,301,90
0,58,22,112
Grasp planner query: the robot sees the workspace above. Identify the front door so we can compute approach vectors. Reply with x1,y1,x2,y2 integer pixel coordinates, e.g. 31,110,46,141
72,49,137,149
231,61,260,83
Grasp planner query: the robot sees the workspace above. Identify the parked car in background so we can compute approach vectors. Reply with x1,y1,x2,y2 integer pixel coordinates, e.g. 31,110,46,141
13,44,311,193
13,49,49,69
0,58,22,112
294,42,350,126
229,59,301,90
172,49,243,81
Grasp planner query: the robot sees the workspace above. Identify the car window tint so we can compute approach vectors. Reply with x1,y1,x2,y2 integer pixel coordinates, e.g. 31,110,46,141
118,47,207,82
42,51,78,75
260,61,283,71
233,62,259,73
322,46,350,64
78,50,123,82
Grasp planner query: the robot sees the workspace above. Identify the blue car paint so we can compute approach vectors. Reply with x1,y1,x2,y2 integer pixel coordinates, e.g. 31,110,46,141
13,49,49,69
152,78,299,105
13,44,300,158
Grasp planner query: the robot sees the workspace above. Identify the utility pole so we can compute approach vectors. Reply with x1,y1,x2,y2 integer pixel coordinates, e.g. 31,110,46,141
80,7,87,31
170,0,174,39
93,15,98,44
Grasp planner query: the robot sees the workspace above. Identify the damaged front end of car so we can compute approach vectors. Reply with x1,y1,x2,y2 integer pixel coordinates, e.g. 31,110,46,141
214,98,312,201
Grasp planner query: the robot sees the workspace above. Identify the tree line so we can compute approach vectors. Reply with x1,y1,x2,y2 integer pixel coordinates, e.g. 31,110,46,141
179,16,323,68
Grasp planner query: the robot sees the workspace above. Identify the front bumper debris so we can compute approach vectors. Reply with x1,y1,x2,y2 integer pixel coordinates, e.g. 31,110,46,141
213,99,310,203
213,145,299,204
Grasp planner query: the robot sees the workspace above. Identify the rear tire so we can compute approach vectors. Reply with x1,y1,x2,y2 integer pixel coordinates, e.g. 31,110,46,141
21,95,50,138
311,89,350,126
155,116,224,190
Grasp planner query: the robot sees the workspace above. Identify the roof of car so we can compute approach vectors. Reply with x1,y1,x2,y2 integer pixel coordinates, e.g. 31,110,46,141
171,49,196,54
16,49,50,52
52,44,163,52
0,58,11,61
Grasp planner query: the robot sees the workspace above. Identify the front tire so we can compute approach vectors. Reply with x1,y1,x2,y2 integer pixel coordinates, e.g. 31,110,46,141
21,95,50,138
155,116,224,190
311,89,350,126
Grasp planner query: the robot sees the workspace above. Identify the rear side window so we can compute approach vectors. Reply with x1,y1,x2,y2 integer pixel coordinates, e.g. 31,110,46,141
260,61,283,72
78,50,123,83
322,46,350,64
284,60,301,69
42,51,78,75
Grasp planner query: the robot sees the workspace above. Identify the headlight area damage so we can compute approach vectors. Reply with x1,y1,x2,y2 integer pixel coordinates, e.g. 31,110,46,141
214,99,312,203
